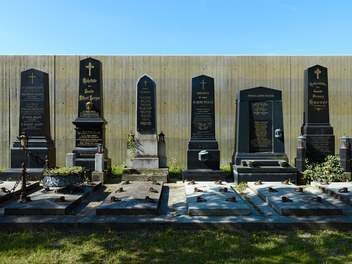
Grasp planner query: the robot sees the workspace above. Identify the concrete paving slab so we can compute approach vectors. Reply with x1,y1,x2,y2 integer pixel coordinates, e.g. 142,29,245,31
185,181,251,216
96,181,163,215
311,181,352,205
0,181,39,202
4,182,101,215
248,181,343,216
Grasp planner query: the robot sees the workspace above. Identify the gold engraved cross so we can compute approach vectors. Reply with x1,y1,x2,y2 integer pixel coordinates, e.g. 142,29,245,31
200,79,206,89
314,68,321,79
28,72,36,84
144,80,148,87
86,62,94,76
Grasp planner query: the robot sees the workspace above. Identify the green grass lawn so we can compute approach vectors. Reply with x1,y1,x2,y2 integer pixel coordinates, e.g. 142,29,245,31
0,229,351,263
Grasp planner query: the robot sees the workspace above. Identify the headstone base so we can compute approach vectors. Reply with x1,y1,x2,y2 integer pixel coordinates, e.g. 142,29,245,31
73,147,111,172
182,169,226,182
92,171,107,184
122,168,168,182
187,149,220,170
233,165,298,185
132,157,159,169
11,138,56,168
0,168,44,181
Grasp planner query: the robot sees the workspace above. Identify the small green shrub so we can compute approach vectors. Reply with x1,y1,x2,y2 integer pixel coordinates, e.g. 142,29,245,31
303,155,350,183
168,158,184,179
220,164,233,178
45,166,83,176
111,162,125,177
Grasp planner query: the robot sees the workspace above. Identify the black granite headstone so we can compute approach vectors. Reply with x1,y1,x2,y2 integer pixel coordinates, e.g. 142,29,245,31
301,65,334,163
137,75,156,134
191,76,215,140
233,87,297,184
11,68,56,169
72,57,110,170
233,87,286,164
183,75,224,181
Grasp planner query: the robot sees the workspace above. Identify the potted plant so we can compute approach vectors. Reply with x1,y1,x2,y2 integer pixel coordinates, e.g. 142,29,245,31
303,155,350,184
41,166,84,187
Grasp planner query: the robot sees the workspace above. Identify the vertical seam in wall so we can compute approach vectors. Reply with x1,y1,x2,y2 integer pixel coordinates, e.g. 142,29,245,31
53,55,56,141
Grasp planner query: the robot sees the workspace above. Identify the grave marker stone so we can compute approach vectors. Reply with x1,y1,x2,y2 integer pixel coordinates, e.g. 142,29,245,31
233,87,297,184
11,68,56,169
72,57,110,171
183,75,224,181
301,65,334,163
122,74,168,182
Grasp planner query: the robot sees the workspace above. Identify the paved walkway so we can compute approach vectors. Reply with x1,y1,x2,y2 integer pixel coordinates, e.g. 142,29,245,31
0,181,351,232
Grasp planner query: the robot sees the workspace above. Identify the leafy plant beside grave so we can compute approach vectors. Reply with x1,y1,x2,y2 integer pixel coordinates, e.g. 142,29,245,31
111,163,125,177
168,157,184,179
303,155,350,183
127,133,136,160
44,166,83,177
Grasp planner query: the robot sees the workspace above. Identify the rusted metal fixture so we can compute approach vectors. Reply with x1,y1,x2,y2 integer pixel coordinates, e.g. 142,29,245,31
219,187,228,192
338,187,349,193
294,187,304,192
311,196,322,202
225,196,236,202
281,180,289,185
254,180,263,185
149,187,158,193
116,187,124,193
145,196,154,203
215,180,223,185
194,187,203,193
281,196,292,202
188,180,196,185
196,196,207,202
111,196,121,202
268,187,278,193
56,196,65,202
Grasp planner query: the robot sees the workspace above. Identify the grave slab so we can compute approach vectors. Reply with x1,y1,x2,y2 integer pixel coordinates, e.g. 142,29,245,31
248,181,342,216
311,181,352,205
0,181,39,202
96,181,163,215
4,182,101,215
185,181,251,216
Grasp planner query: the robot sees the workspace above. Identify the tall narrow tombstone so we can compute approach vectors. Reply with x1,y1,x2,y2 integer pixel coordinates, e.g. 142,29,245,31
233,87,297,184
11,68,56,169
182,75,224,181
72,57,110,171
132,75,158,169
122,74,168,182
301,65,334,163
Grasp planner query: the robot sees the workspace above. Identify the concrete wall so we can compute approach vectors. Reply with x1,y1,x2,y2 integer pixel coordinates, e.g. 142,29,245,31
1,55,351,168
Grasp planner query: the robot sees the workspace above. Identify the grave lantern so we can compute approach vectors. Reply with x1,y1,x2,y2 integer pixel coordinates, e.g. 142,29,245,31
340,135,350,149
96,143,104,153
158,131,165,143
17,132,28,150
297,135,306,149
